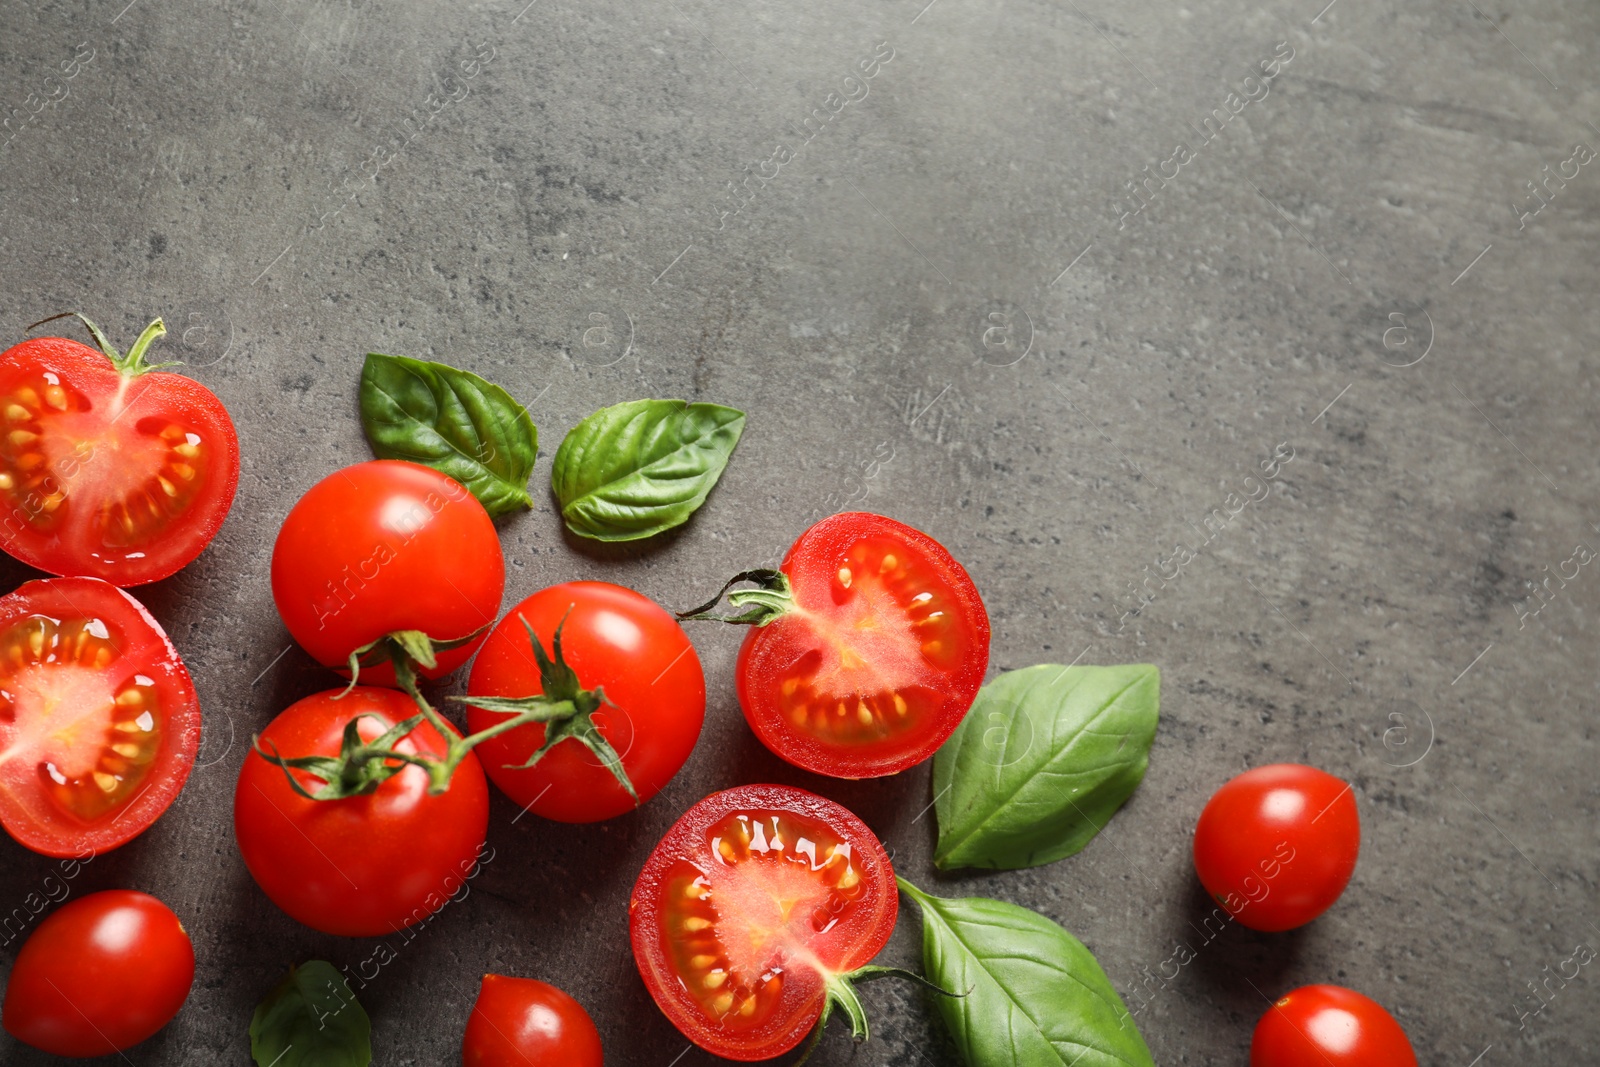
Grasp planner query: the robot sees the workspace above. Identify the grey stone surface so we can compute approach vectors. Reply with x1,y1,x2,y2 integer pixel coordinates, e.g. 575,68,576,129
0,0,1597,1063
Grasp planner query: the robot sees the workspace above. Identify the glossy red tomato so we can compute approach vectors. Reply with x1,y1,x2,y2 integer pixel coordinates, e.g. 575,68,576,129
0,317,238,584
466,582,704,822
630,784,897,1060
0,576,199,857
1193,763,1360,931
462,975,602,1067
735,512,989,778
234,687,489,936
1252,984,1417,1067
2,889,194,1057
271,460,504,684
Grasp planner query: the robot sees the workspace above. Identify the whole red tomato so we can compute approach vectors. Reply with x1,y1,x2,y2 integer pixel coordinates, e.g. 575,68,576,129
1192,763,1360,931
462,975,602,1067
271,460,504,684
465,581,705,823
0,576,199,857
2,889,194,1057
1251,984,1417,1067
234,687,489,936
630,784,898,1060
721,512,989,778
0,315,239,585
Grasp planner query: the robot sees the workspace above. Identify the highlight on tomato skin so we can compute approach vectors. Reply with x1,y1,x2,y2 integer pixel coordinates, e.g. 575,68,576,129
735,512,991,779
0,576,200,858
0,319,240,586
629,784,898,1061
1250,984,1418,1067
462,975,603,1067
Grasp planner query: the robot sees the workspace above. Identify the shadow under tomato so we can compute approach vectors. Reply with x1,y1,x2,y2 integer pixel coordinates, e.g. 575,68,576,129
1178,874,1311,1003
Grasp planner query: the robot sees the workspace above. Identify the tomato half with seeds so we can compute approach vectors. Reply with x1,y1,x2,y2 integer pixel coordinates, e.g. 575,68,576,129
0,576,199,857
233,687,490,936
629,784,897,1060
1251,984,1417,1067
271,460,504,685
723,512,989,778
0,316,239,585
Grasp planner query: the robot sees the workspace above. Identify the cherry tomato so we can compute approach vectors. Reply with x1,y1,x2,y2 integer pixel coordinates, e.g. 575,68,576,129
1192,763,1359,932
0,576,199,857
0,318,238,585
465,582,705,823
2,889,194,1057
233,687,489,936
462,975,602,1067
735,512,989,778
271,460,504,684
1251,984,1417,1067
629,784,897,1060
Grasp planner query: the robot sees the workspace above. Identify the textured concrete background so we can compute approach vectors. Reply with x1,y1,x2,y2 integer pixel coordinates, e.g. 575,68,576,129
0,0,1597,1063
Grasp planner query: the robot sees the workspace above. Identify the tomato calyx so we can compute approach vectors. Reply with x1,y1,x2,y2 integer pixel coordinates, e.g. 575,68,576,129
793,964,959,1066
26,312,182,377
677,568,796,626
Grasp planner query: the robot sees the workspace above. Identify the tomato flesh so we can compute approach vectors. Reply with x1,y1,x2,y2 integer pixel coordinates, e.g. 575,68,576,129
1251,984,1417,1067
630,784,896,1059
0,577,198,856
0,335,239,584
738,513,989,777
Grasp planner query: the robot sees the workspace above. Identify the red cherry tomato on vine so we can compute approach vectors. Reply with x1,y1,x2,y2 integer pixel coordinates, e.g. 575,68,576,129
732,512,989,778
466,581,705,823
629,784,898,1060
462,975,602,1067
233,687,489,936
1192,763,1359,932
1251,984,1417,1067
0,316,239,585
0,576,199,857
2,889,194,1057
271,460,504,684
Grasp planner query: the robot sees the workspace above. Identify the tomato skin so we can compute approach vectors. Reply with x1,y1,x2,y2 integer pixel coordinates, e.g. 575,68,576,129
465,582,705,822
736,512,989,779
0,576,200,858
462,975,603,1067
271,460,504,685
629,784,897,1060
2,889,194,1057
1192,763,1359,932
233,687,489,937
0,333,239,585
1251,984,1417,1067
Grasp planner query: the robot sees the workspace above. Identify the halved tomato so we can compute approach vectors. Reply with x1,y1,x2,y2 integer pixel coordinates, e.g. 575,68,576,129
0,317,239,585
628,784,898,1060
726,512,989,777
0,577,199,856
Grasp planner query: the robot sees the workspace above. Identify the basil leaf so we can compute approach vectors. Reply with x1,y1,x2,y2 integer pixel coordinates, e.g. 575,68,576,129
899,880,1154,1067
551,399,746,541
934,663,1159,870
249,960,372,1067
360,352,538,517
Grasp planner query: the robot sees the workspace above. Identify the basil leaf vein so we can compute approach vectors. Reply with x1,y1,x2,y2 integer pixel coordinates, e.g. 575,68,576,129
360,352,538,517
551,399,746,541
249,960,372,1067
900,880,1153,1067
934,663,1159,870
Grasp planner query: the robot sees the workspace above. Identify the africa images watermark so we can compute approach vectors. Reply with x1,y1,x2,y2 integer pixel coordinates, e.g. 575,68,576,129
0,847,96,947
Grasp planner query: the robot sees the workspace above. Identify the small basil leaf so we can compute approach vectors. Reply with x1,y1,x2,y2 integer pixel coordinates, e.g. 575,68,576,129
899,880,1154,1067
551,399,746,541
934,663,1159,870
249,960,372,1067
360,352,538,517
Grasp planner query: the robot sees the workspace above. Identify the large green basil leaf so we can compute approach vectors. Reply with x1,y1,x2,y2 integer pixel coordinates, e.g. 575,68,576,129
551,399,745,541
250,960,371,1067
899,880,1154,1067
934,663,1159,870
360,352,538,517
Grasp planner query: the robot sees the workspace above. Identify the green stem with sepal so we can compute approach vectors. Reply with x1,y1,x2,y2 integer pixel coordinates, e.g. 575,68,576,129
792,964,964,1066
26,312,182,375
251,615,640,802
676,568,796,626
